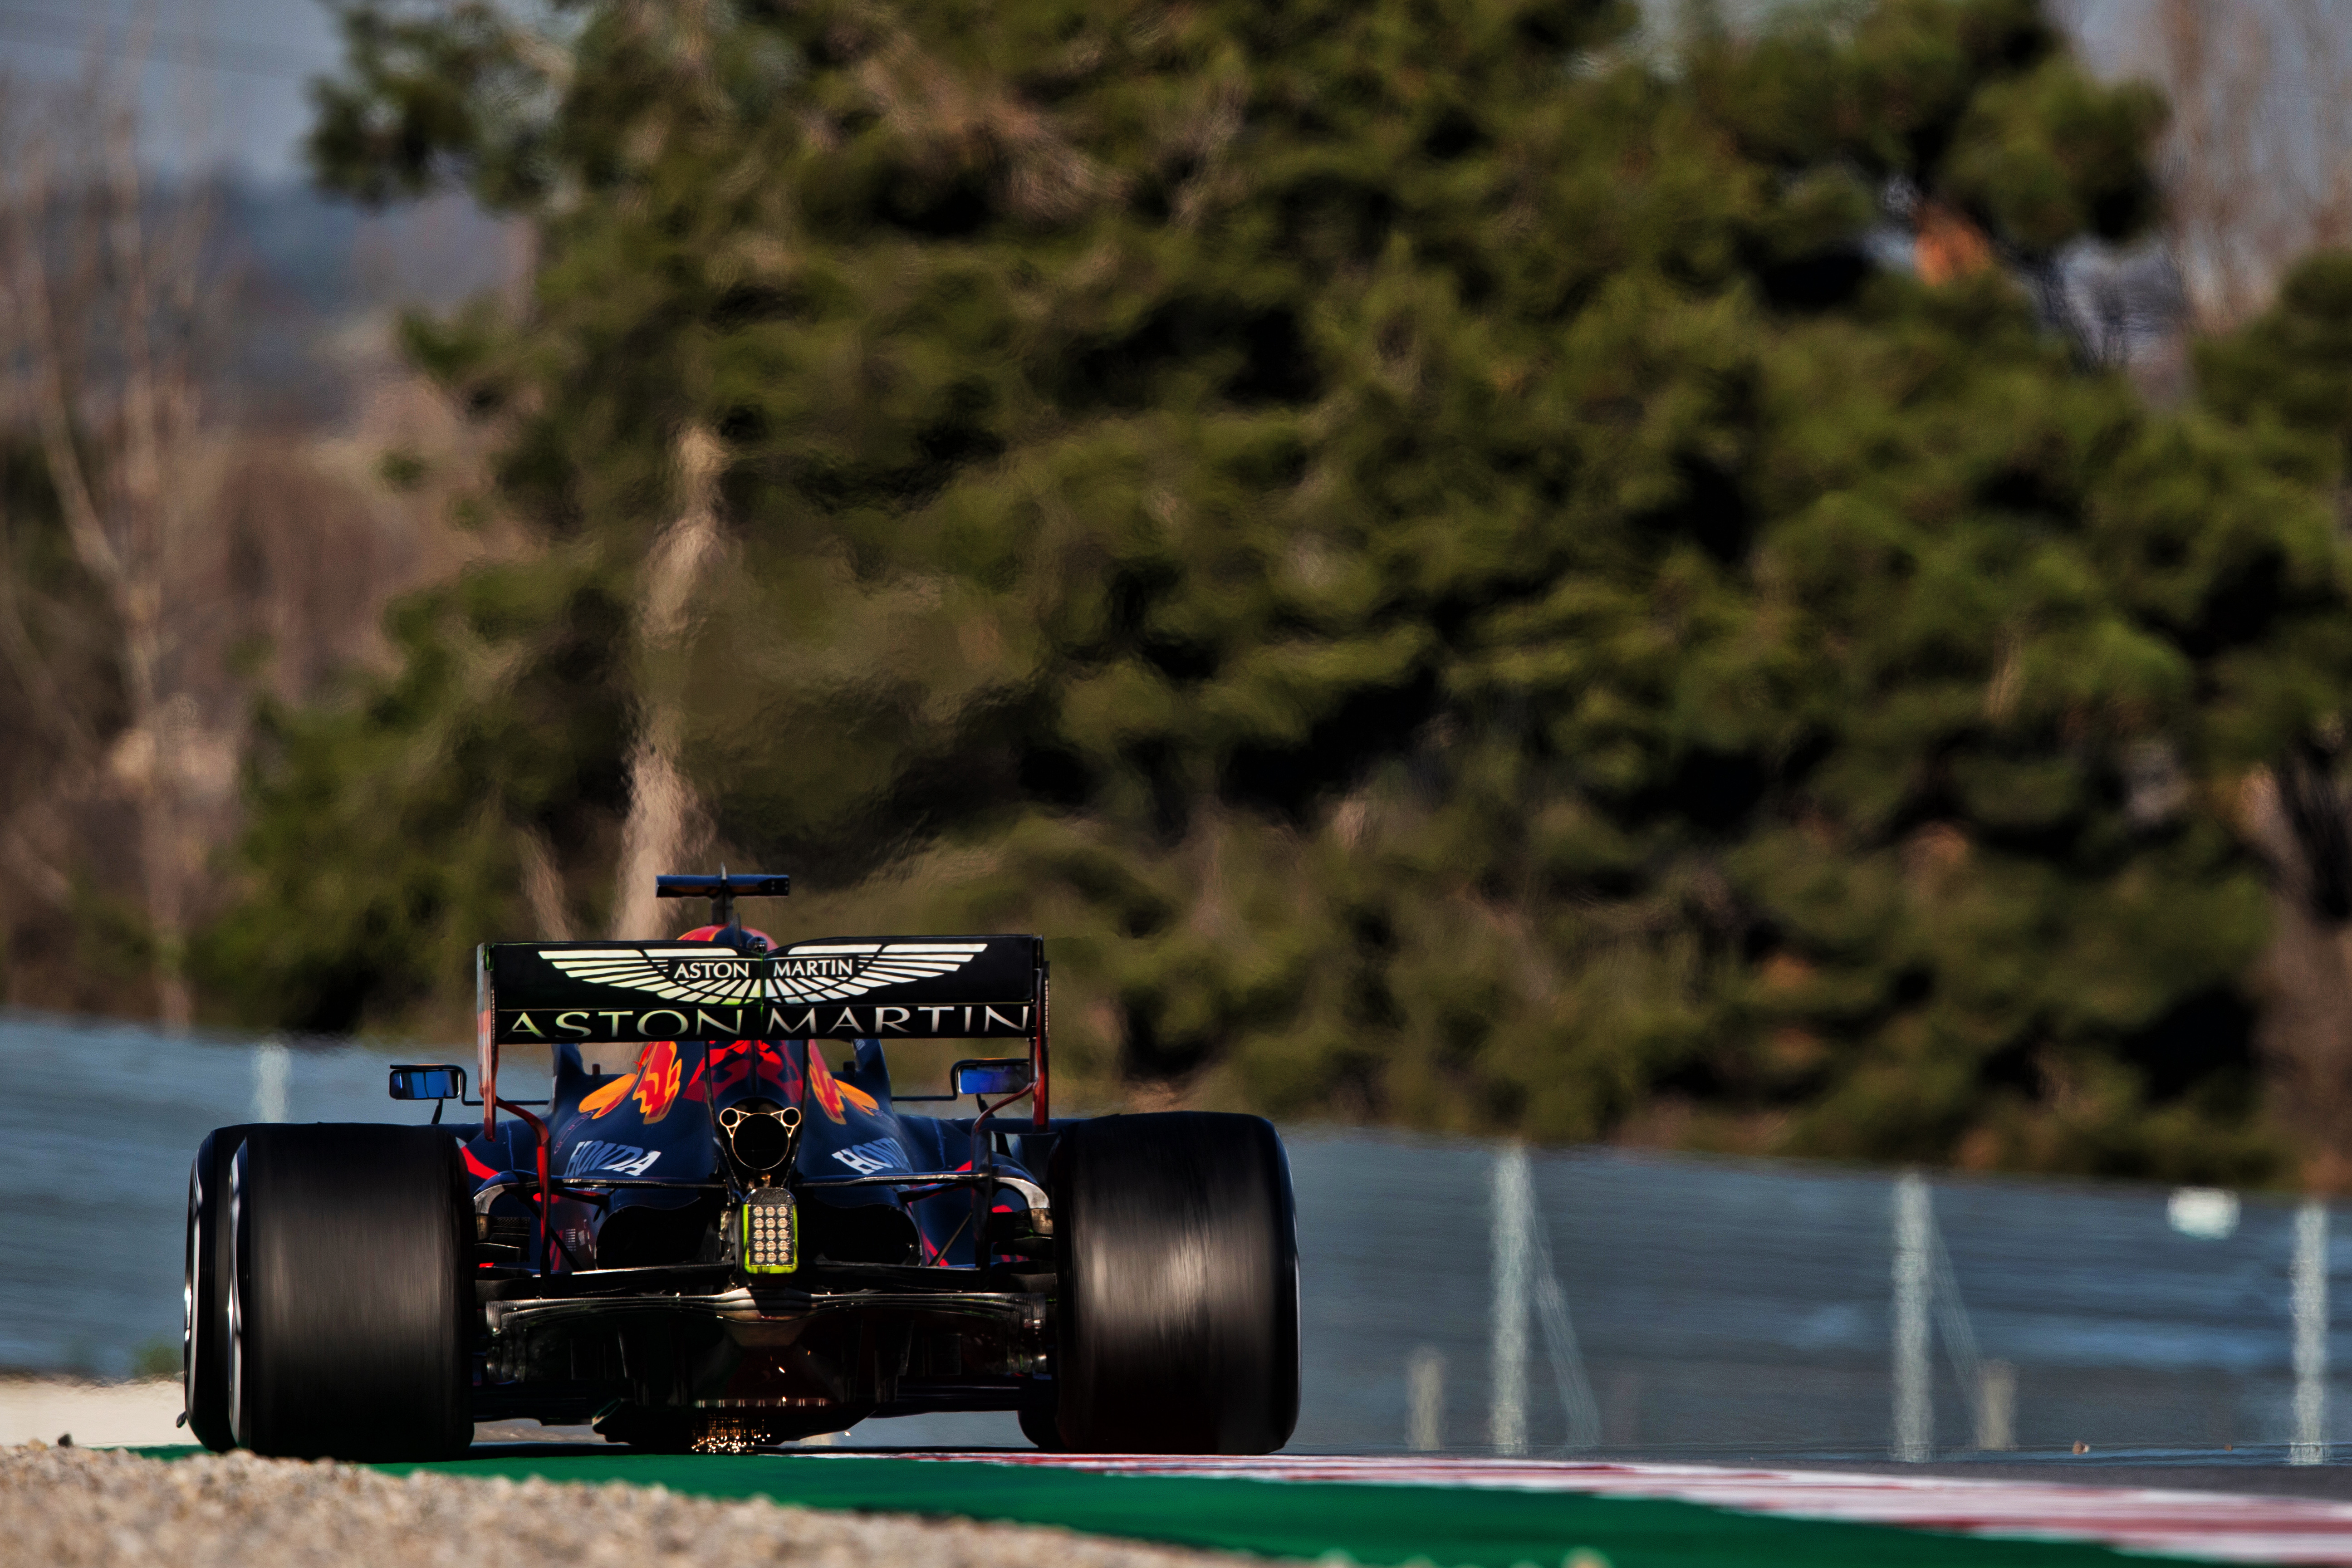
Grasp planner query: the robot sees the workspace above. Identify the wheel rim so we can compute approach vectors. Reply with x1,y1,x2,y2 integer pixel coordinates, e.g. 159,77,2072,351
227,1151,247,1449
182,1166,200,1413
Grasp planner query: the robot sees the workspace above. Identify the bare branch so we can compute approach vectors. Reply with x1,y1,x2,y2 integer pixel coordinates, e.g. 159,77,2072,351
609,424,726,939
0,137,125,594
0,499,100,758
522,828,574,940
2141,0,2352,329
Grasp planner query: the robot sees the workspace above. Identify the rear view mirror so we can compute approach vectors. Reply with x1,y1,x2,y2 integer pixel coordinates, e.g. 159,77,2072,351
954,1058,1033,1098
389,1063,467,1102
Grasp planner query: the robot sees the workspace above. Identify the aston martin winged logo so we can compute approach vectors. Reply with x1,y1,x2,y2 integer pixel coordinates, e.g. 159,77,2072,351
537,942,990,1007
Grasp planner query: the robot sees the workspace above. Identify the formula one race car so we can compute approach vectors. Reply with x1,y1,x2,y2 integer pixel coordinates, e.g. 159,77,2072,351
182,873,1298,1460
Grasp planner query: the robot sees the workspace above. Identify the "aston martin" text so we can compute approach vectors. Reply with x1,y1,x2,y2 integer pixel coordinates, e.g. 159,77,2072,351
492,1001,1034,1043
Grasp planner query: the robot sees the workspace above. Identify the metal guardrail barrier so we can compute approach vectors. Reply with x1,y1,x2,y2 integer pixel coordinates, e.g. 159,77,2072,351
1293,1131,2341,1458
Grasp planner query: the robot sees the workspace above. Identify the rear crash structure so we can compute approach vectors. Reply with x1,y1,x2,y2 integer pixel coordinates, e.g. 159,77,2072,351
183,873,1299,1460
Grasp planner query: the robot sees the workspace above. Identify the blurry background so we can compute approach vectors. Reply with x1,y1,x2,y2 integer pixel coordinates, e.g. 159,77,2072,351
4,0,2352,1373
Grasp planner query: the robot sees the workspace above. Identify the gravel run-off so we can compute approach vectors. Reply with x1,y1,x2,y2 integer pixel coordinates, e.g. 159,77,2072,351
0,1443,1284,1568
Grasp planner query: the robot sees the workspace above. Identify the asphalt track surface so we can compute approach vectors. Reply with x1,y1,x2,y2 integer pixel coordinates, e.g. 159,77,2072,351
133,1441,2352,1567
482,1422,2352,1498
1780,1455,2352,1501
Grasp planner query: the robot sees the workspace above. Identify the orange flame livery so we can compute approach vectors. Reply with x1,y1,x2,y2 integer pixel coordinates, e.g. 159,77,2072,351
633,1041,683,1122
582,1039,685,1122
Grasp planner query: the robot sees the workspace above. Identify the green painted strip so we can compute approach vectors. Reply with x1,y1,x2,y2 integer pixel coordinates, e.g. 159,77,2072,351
318,1452,2199,1568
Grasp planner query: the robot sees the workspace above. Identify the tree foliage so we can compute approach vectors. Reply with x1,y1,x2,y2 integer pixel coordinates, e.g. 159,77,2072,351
213,0,2352,1180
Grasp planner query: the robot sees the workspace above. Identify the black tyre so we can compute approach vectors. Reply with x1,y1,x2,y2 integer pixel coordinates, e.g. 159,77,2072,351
1051,1112,1298,1454
184,1124,261,1452
229,1124,472,1460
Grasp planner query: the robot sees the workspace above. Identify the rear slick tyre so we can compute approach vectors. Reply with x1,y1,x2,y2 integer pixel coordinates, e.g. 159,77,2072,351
184,1124,260,1452
1052,1112,1298,1454
229,1124,471,1460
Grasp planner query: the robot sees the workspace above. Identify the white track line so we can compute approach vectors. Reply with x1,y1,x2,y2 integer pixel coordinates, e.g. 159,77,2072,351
891,1452,2352,1564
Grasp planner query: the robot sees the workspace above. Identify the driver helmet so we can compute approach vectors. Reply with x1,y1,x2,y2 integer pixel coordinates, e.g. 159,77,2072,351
677,922,775,955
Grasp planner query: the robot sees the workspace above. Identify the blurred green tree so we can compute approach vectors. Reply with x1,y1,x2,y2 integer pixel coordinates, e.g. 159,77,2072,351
211,0,2352,1181
2181,250,2352,1169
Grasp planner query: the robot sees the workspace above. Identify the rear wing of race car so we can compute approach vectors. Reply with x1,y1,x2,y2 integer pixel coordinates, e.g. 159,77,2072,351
474,934,1050,1133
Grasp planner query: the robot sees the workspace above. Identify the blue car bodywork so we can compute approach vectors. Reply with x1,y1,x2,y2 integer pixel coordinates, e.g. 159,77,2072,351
466,1037,1051,1275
